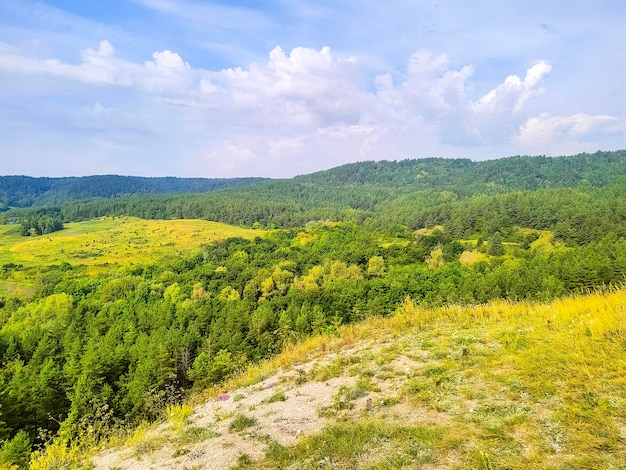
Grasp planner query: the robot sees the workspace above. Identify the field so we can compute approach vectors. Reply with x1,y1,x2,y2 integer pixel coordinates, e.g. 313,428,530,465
0,217,264,271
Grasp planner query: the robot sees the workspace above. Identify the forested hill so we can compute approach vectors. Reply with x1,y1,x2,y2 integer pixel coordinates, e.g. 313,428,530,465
3,151,625,211
3,151,625,238
1,151,625,467
295,150,626,190
0,175,268,208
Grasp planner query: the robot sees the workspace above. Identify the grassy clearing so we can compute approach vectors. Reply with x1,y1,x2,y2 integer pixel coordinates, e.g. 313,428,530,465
530,229,563,253
414,225,445,237
125,423,166,457
458,250,487,266
0,217,264,272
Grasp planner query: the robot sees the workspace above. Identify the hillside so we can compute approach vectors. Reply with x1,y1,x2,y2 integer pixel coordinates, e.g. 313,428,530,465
0,216,264,271
4,150,625,235
296,151,626,190
6,151,625,212
83,288,626,469
0,175,267,209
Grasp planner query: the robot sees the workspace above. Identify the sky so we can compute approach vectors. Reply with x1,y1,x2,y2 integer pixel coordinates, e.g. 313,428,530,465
1,0,625,178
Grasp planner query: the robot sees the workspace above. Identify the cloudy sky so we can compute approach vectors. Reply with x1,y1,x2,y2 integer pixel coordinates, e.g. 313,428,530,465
1,0,625,177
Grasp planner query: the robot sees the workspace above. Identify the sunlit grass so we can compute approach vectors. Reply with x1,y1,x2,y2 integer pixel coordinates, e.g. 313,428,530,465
0,217,264,272
414,225,444,236
520,228,564,253
259,421,445,469
458,250,487,266
0,280,35,299
166,403,194,435
28,440,90,470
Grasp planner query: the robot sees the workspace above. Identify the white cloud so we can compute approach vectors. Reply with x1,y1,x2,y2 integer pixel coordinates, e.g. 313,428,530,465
142,50,192,94
0,40,131,85
474,62,551,114
203,45,364,130
515,113,626,153
368,52,554,147
0,39,201,99
453,61,552,144
1,36,624,177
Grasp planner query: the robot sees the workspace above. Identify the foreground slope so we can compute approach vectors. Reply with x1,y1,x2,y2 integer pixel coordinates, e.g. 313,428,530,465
87,288,626,469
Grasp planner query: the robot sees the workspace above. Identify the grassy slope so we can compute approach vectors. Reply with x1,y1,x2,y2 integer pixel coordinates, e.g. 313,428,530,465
0,217,264,271
0,217,265,300
79,288,626,469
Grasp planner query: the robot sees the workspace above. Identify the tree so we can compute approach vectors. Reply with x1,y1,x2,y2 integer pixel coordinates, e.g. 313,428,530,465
367,256,386,277
0,430,31,469
488,232,506,256
188,349,234,387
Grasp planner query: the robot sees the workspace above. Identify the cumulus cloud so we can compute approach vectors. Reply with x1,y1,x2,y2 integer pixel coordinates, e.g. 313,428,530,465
0,40,194,94
1,39,624,176
0,41,552,142
203,45,364,130
461,62,552,144
367,52,554,147
515,113,626,153
474,62,551,115
373,51,473,124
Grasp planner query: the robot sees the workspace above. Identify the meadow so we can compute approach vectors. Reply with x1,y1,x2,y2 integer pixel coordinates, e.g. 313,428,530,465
0,217,264,271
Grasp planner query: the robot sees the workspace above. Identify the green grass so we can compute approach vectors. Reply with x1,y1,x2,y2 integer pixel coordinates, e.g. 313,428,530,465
458,249,487,266
265,391,287,404
178,426,218,444
260,421,444,469
229,414,258,433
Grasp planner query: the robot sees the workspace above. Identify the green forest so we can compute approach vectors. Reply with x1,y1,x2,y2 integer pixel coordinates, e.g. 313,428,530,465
0,151,625,467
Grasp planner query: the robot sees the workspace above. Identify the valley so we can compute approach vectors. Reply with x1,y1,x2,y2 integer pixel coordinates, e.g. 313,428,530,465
0,152,624,469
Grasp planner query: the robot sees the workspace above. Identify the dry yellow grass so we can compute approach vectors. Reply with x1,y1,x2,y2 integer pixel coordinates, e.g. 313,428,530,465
458,250,487,266
414,225,444,236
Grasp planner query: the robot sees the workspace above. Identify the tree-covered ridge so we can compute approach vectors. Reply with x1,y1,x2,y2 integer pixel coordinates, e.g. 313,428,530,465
367,177,626,243
2,150,625,212
296,150,626,190
7,175,621,248
4,151,625,237
0,175,268,208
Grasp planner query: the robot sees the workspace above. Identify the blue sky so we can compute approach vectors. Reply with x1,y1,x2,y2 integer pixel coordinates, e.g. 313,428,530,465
1,0,625,177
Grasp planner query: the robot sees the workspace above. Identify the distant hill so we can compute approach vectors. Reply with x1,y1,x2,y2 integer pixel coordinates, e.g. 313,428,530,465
2,151,625,238
295,150,626,191
0,175,268,208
